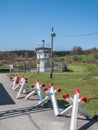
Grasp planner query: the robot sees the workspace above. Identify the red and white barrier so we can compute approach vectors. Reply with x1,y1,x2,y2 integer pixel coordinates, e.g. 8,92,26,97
49,83,60,116
13,77,25,91
10,76,20,90
70,89,80,130
61,93,91,119
35,80,44,101
25,80,45,101
60,89,91,130
16,77,29,99
25,85,37,99
37,87,61,107
78,96,90,119
10,76,91,126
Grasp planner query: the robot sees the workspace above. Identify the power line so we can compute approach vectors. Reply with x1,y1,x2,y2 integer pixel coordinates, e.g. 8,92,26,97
57,32,98,37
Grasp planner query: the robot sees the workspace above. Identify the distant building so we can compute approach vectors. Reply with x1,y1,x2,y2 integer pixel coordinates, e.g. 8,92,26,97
35,47,50,72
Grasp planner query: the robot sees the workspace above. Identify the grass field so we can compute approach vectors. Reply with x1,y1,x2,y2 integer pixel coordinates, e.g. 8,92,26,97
10,63,98,118
57,53,95,62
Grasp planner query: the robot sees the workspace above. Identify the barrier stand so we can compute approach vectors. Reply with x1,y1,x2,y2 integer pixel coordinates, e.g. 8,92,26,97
16,77,28,99
49,83,60,116
10,76,20,90
25,85,37,99
61,93,91,119
78,96,91,119
59,94,73,115
37,87,51,106
25,80,45,101
37,87,61,107
13,77,24,91
35,80,45,101
44,88,50,95
70,89,80,130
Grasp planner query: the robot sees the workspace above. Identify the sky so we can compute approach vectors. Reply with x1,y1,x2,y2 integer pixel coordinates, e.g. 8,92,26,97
0,0,98,51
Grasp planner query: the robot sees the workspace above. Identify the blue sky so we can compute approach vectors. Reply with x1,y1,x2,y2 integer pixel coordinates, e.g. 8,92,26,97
0,0,98,51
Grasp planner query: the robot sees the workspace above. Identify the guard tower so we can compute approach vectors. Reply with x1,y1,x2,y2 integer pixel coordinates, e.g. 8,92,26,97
35,40,50,72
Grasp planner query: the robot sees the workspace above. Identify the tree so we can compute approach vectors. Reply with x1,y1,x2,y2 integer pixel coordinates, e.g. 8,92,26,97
71,46,83,55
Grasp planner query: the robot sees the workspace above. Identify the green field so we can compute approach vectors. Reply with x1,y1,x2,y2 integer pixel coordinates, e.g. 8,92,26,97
57,53,96,62
9,63,98,118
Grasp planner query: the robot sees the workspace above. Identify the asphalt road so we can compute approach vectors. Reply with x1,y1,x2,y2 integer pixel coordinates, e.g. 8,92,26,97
0,73,98,130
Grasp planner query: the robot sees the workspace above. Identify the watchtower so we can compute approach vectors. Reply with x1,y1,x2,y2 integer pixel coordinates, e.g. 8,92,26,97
35,40,50,72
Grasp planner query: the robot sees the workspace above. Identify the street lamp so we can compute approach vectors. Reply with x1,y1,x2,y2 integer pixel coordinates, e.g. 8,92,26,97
50,27,56,78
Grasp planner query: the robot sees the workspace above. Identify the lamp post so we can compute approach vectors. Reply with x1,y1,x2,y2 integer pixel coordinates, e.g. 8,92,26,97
50,27,56,78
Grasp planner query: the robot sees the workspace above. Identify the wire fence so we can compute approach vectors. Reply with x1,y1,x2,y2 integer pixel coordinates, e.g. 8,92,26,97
8,62,69,73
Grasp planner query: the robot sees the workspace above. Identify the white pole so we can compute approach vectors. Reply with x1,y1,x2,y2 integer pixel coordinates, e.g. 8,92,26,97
78,97,91,119
16,78,28,99
63,94,73,104
60,105,73,115
49,83,59,116
12,76,19,90
37,87,61,107
61,94,91,119
14,77,24,90
35,80,43,101
70,89,80,130
25,90,37,99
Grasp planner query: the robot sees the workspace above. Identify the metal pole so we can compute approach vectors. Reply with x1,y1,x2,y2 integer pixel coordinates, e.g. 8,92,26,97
50,27,56,78
42,40,45,49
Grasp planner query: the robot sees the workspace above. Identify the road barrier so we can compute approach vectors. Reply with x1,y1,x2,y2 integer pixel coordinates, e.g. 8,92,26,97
48,83,60,116
61,93,91,119
37,87,61,107
70,89,80,130
13,77,25,91
10,76,20,90
9,76,91,130
16,77,29,99
61,90,91,130
25,80,45,101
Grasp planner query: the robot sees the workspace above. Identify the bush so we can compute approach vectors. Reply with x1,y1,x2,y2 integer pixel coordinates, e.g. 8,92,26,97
72,55,82,61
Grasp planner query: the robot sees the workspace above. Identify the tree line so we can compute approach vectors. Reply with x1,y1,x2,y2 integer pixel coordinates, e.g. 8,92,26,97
0,46,98,60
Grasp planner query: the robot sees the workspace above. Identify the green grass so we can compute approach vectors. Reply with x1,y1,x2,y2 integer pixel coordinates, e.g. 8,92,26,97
58,53,95,62
0,64,9,69
9,63,98,118
81,54,95,61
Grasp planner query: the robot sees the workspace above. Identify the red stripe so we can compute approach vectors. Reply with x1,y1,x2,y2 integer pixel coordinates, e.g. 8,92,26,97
63,94,70,99
36,80,39,83
31,85,35,88
56,88,62,93
40,84,45,87
80,96,88,103
48,83,53,88
74,89,80,95
44,88,48,92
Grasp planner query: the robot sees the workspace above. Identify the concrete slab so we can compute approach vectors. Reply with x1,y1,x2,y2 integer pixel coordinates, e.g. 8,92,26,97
0,73,98,130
